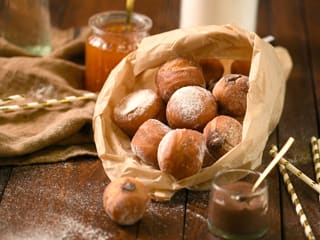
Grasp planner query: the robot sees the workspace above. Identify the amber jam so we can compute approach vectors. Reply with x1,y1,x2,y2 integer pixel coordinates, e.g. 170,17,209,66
85,11,152,92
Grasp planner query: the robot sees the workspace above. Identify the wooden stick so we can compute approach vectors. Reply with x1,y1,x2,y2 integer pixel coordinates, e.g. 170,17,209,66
252,137,294,192
270,145,320,194
0,92,97,113
126,0,135,25
0,94,25,105
278,163,316,240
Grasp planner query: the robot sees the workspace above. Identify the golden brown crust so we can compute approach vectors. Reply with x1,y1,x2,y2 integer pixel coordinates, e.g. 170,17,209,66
231,60,251,76
166,86,218,131
155,57,206,102
212,74,249,119
198,58,224,91
157,129,205,180
113,89,165,137
202,147,217,168
131,119,171,168
203,115,242,160
103,177,150,225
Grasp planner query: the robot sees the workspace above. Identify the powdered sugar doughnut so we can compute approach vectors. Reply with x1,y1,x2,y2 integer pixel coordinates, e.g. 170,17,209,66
131,119,171,168
166,86,218,130
157,129,205,180
103,177,150,225
113,89,165,137
155,57,206,102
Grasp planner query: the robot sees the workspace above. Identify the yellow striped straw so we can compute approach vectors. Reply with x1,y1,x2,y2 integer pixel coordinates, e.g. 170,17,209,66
270,146,320,194
0,95,25,105
0,92,97,113
311,137,320,201
278,163,315,240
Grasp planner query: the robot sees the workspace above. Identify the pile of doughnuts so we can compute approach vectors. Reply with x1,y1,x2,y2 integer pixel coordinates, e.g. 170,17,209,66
112,57,250,180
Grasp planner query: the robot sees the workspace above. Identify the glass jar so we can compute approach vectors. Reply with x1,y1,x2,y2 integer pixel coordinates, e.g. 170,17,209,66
0,0,51,56
85,11,152,92
208,168,269,240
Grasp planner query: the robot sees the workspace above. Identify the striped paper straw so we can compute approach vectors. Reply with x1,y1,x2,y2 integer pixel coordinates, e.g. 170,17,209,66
0,92,97,113
278,163,316,240
311,137,320,201
0,95,24,105
270,146,320,194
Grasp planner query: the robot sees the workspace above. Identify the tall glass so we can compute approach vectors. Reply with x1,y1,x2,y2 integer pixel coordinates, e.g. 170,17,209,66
85,11,152,92
208,168,269,239
180,0,259,32
0,0,52,56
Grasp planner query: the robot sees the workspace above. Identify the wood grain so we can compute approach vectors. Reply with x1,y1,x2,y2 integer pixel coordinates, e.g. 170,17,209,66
0,167,11,201
0,159,138,239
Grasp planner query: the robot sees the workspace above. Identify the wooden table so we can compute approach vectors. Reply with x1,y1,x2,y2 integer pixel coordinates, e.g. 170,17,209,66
1,0,320,239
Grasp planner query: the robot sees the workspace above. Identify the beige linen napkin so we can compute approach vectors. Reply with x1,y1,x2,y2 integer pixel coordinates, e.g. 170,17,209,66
0,27,97,165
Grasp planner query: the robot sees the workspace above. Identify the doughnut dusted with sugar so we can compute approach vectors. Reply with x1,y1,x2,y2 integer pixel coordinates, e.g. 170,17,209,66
103,177,150,225
131,119,171,168
113,89,165,137
157,128,206,180
155,57,206,102
212,74,249,119
166,86,218,131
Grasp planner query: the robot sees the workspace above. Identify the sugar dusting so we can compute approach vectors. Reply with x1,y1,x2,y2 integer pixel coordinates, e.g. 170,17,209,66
0,161,118,240
186,209,207,222
168,86,206,122
1,214,114,240
115,89,157,121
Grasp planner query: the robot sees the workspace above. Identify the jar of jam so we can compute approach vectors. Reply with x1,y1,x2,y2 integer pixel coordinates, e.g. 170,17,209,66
85,11,152,92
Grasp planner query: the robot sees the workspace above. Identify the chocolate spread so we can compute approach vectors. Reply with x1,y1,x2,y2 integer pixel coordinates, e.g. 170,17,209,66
208,181,268,237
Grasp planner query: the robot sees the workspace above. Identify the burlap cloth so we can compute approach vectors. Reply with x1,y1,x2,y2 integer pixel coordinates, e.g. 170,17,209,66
0,27,98,165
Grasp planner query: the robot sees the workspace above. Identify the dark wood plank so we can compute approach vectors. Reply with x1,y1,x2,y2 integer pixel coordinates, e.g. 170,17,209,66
184,190,211,240
258,132,282,240
267,0,320,239
304,1,320,130
0,167,11,201
0,158,138,240
138,190,187,240
256,0,272,38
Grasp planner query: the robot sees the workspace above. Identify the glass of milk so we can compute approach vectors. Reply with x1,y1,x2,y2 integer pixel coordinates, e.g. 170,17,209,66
179,0,260,32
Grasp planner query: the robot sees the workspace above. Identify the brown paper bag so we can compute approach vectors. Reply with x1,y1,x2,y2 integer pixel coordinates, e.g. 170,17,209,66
93,25,292,201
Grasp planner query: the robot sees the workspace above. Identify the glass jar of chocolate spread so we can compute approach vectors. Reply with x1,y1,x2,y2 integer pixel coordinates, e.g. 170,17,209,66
208,168,269,240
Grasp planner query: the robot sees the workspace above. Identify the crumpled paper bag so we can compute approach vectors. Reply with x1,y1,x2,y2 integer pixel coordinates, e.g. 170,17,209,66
93,25,293,201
